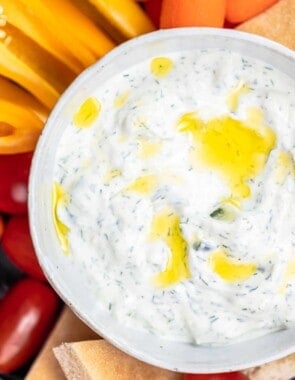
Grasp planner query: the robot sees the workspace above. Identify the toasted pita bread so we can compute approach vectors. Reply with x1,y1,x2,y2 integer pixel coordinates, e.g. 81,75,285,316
54,340,182,380
237,0,295,50
26,307,98,380
244,353,295,380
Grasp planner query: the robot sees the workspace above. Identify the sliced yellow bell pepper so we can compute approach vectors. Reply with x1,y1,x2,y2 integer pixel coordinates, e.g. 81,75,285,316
41,0,115,57
87,0,155,41
0,75,49,123
0,0,84,74
0,23,75,108
17,0,115,67
0,99,43,154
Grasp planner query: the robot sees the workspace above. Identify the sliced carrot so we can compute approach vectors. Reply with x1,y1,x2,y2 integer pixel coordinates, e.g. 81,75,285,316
160,0,226,29
226,0,278,24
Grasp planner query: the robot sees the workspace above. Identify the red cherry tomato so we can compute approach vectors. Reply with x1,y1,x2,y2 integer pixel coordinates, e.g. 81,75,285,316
184,373,249,380
0,216,3,239
144,0,162,28
0,244,23,300
0,278,60,372
2,215,46,281
0,153,33,215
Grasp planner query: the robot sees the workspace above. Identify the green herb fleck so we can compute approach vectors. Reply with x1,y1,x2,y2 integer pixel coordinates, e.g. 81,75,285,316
210,206,237,222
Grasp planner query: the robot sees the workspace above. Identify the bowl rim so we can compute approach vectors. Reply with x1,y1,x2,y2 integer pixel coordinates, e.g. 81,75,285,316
29,27,295,373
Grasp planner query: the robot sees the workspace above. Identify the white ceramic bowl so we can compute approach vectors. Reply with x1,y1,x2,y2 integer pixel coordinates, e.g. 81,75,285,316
29,28,295,373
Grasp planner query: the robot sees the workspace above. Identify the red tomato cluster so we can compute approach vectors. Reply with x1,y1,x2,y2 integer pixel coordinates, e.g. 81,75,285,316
0,279,59,373
0,153,32,215
2,216,46,281
0,154,60,374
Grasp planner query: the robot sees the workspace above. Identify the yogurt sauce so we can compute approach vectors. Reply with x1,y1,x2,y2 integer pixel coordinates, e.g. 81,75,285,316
53,49,295,345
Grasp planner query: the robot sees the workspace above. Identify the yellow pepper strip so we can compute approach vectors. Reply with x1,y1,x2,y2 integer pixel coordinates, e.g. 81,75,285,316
0,0,83,74
0,45,57,109
87,0,155,41
52,182,70,255
16,0,114,68
0,23,75,108
0,99,43,154
150,210,191,287
40,0,115,58
0,75,49,123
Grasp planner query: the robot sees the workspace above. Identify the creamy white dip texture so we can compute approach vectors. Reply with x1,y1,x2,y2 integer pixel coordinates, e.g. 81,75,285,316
53,49,295,345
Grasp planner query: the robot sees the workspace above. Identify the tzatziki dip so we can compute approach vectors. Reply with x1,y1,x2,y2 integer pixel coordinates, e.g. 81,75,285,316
53,48,295,346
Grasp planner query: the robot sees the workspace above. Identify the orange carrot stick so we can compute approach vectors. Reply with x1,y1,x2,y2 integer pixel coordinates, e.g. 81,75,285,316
160,0,226,29
226,0,278,24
